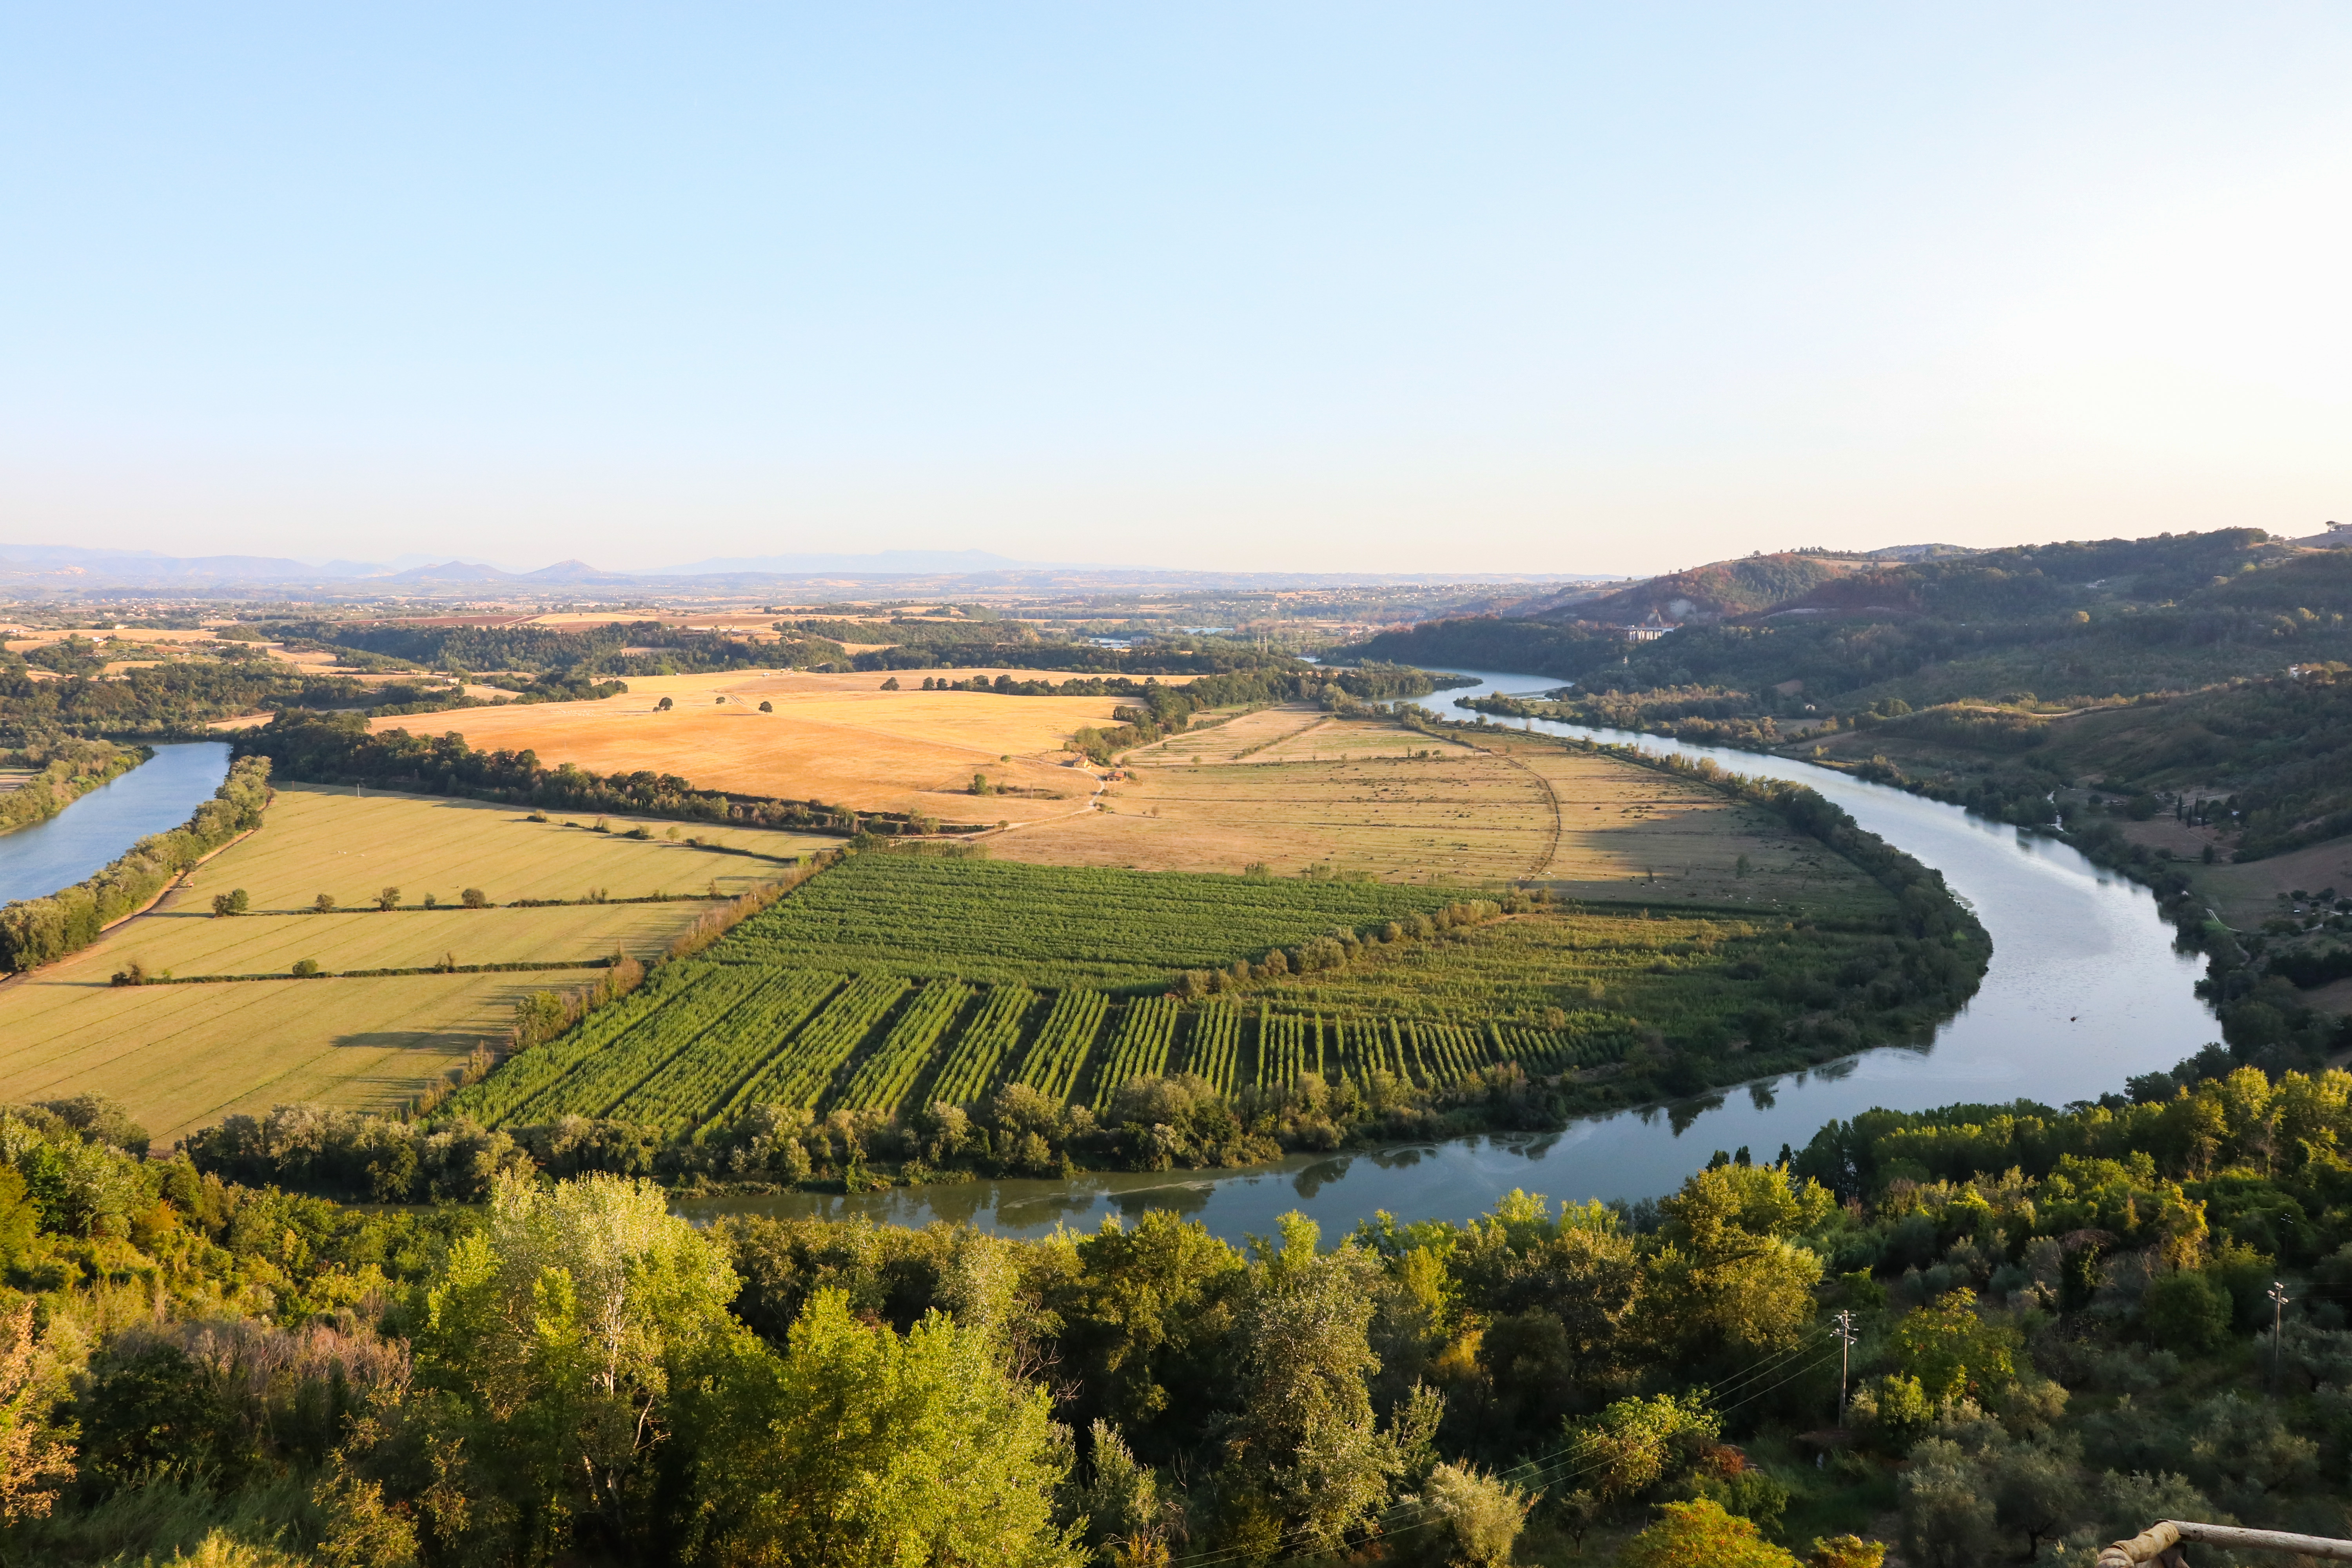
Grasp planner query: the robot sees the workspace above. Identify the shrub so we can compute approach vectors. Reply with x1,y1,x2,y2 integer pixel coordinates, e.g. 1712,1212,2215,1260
757,700,772,712
2141,1269,2230,1354
1618,1499,1797,1568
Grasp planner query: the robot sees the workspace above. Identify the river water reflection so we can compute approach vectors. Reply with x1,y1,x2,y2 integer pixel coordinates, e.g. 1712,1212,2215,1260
675,671,2217,1242
0,743,232,906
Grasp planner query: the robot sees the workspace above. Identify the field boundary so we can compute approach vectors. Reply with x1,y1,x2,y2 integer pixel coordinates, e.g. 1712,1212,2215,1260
114,956,624,987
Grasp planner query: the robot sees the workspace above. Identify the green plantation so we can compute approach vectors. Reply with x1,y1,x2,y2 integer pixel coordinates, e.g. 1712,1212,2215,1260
445,957,1633,1134
704,850,1470,991
431,838,1985,1168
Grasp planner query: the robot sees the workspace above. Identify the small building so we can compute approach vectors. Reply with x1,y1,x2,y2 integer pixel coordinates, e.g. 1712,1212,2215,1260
1622,613,1673,643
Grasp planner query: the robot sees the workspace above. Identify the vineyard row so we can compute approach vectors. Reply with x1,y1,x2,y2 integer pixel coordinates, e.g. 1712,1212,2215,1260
461,966,1639,1134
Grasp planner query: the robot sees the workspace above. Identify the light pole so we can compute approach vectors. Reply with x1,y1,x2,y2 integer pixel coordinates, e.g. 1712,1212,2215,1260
2269,1281,2290,1393
1834,1310,1859,1427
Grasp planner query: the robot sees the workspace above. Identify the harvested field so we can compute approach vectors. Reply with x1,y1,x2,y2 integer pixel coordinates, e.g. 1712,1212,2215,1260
372,668,1145,819
0,784,783,1140
2180,834,2352,928
179,783,831,909
1000,714,1859,902
0,968,563,1142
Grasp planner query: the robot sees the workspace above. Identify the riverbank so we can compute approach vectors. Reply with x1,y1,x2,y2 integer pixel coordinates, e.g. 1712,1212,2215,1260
0,740,152,837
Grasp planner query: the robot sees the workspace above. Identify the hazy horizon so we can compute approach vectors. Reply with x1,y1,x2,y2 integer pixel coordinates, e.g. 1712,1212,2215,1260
5,5,2346,577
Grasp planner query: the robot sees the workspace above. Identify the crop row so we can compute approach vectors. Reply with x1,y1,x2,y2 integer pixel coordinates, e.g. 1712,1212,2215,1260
1089,996,1180,1111
446,960,706,1124
723,973,913,1112
1014,989,1109,1102
927,985,1036,1107
506,963,778,1125
1181,1000,1241,1094
608,970,846,1134
465,960,1636,1133
835,980,975,1114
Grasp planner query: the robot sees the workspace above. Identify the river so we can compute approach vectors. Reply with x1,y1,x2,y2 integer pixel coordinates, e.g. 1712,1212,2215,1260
675,671,2216,1242
0,742,233,907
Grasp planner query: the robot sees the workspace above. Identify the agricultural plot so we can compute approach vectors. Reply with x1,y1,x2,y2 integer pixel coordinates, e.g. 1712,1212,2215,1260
927,985,1037,1106
383,667,1132,820
1182,1000,1242,1093
1003,712,1872,902
1089,996,1180,1111
835,980,974,1113
720,973,912,1112
606,971,845,1134
464,964,1617,1134
712,852,1463,992
452,835,1936,1138
1013,989,1111,1102
0,784,756,1142
181,782,830,909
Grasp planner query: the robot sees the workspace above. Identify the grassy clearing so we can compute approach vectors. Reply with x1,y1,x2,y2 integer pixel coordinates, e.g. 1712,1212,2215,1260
376,667,1136,820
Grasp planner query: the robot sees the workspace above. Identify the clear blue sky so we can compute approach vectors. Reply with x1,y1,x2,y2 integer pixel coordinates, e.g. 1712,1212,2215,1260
4,5,2347,575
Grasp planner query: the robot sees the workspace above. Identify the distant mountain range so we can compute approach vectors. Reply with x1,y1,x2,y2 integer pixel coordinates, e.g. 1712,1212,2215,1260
0,542,1615,598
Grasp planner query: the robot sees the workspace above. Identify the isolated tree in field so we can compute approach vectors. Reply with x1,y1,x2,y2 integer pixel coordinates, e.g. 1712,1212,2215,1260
757,699,772,712
291,959,321,977
973,772,992,795
462,887,488,909
210,888,249,918
312,893,336,914
655,696,673,711
376,886,400,911
880,676,901,690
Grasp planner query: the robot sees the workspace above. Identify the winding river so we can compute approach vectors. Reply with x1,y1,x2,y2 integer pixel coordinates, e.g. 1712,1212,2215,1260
0,742,232,906
685,672,2216,1241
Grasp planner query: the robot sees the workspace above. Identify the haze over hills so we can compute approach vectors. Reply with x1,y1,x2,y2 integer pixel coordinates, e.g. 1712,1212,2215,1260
0,540,1623,599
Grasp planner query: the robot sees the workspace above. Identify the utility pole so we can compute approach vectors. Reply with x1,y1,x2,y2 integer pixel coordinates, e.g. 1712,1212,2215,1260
2270,1282,2290,1393
1834,1311,1858,1427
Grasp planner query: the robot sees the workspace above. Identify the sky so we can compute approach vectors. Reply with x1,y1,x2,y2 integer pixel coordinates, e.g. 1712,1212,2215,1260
3,5,2348,578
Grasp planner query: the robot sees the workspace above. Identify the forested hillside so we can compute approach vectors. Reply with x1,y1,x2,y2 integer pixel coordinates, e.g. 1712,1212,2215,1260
1348,531,2352,714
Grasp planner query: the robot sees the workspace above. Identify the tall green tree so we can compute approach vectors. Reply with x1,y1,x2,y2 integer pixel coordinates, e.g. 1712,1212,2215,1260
686,1287,1081,1568
416,1172,741,1557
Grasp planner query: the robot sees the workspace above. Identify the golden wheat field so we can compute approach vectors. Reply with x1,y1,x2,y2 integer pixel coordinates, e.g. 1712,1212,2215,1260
373,668,1163,819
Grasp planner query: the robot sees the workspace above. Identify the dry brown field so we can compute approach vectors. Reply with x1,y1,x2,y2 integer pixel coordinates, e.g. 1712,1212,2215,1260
998,711,1860,905
373,668,1171,819
0,784,824,1139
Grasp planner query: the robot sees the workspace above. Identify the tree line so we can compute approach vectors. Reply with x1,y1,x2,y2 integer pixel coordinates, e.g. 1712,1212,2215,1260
0,755,271,973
